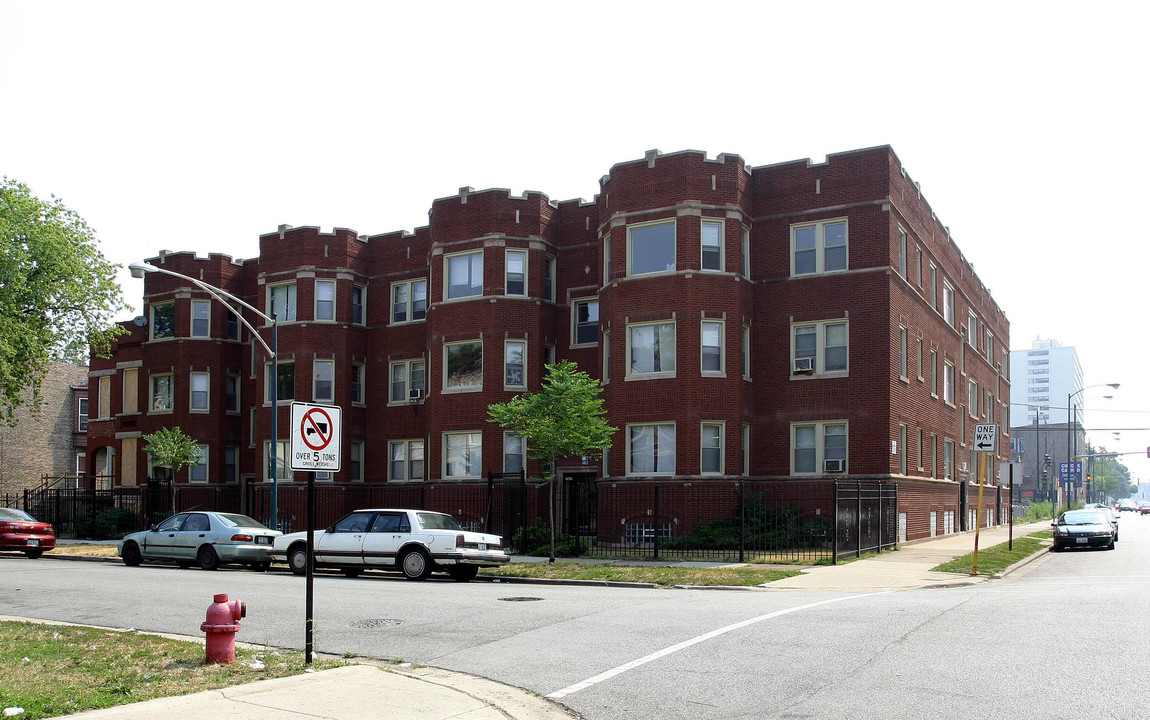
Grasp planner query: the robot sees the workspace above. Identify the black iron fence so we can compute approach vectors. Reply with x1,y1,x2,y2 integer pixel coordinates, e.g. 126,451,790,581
21,477,897,565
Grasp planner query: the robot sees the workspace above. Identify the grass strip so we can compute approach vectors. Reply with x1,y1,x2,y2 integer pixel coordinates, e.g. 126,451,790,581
480,561,800,586
0,621,340,719
931,532,1049,576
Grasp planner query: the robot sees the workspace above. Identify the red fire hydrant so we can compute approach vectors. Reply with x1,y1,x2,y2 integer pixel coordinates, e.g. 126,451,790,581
201,593,246,664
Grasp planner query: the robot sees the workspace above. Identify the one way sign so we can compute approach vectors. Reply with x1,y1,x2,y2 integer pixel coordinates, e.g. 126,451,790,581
974,423,999,453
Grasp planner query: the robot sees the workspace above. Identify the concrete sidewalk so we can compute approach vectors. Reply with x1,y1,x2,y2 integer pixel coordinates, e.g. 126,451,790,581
765,521,1052,592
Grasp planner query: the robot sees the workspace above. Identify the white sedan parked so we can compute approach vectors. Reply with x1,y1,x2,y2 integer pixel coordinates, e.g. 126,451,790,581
271,508,510,581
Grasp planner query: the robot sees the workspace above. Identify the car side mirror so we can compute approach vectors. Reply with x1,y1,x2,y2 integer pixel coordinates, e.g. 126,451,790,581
1050,520,1058,527
149,524,158,531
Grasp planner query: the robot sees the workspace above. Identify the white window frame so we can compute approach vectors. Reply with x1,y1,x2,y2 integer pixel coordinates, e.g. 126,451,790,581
443,432,482,479
572,297,599,347
389,359,426,403
967,310,978,345
351,362,365,405
944,439,955,480
389,439,426,482
504,339,526,390
791,421,848,475
740,226,750,279
701,320,724,376
351,284,366,326
444,250,484,300
225,373,240,414
391,278,428,324
313,359,334,403
944,361,956,405
503,432,525,474
267,282,297,323
314,279,336,322
264,439,291,482
929,264,938,309
790,218,848,276
443,340,482,393
626,422,676,476
189,445,209,484
898,326,908,380
742,424,751,475
701,422,724,475
791,320,848,377
898,424,908,475
627,320,676,379
150,373,174,412
701,219,724,272
505,249,527,296
742,325,751,380
930,349,938,397
191,299,211,338
189,371,209,412
544,256,556,302
968,380,978,417
602,235,612,286
897,228,907,279
602,330,611,384
627,219,676,277
942,282,955,326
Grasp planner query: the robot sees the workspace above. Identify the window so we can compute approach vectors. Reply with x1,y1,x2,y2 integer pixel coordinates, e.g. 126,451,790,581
266,361,295,402
191,300,210,337
701,219,723,271
985,331,994,360
444,341,482,391
916,337,923,380
77,397,89,431
742,325,751,380
573,298,599,346
150,373,173,412
917,428,924,470
351,363,365,404
942,282,955,326
390,439,425,481
504,433,525,474
264,440,290,481
898,326,908,379
741,226,750,279
628,220,676,276
944,362,955,405
603,331,611,383
701,423,723,474
629,321,676,377
444,432,481,479
505,340,526,389
505,250,526,295
968,380,978,416
151,302,174,339
791,218,847,276
792,421,847,474
226,308,240,340
792,320,848,376
313,359,334,402
701,321,724,375
899,424,907,475
944,439,955,480
967,310,978,345
391,279,427,324
390,359,425,402
929,264,937,309
930,434,938,478
627,423,675,475
352,285,365,325
268,282,297,322
742,424,751,475
190,372,209,411
897,228,907,279
930,511,938,537
224,446,238,483
189,445,208,483
930,349,938,396
349,442,364,482
603,235,612,284
315,280,335,321
446,250,483,299
544,257,556,302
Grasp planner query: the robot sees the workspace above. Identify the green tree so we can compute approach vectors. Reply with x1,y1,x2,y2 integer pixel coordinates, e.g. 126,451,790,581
488,360,616,561
1085,443,1134,501
143,427,202,478
0,178,127,423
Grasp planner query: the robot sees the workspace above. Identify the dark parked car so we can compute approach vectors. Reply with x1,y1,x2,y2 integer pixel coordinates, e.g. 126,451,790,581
1051,509,1115,551
0,508,56,558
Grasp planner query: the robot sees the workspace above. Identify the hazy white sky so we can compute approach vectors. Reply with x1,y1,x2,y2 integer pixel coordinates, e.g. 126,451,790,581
5,1,1149,482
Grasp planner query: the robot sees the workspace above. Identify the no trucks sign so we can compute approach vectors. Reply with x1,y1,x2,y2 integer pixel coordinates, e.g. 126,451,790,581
289,402,342,471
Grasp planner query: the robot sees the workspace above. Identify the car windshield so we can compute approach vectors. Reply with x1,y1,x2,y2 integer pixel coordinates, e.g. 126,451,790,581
416,512,462,531
214,513,269,529
1060,511,1106,526
0,508,35,522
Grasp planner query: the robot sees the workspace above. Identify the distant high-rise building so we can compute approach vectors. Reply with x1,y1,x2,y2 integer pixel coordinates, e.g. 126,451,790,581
1010,338,1083,426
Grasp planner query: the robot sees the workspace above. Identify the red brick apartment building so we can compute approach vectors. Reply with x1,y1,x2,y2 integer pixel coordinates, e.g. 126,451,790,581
86,146,1010,542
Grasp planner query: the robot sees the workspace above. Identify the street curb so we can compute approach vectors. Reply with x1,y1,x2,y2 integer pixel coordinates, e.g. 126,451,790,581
990,544,1052,580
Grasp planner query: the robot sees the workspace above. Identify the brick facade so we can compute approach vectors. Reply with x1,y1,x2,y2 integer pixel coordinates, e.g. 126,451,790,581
0,363,88,498
87,145,1009,541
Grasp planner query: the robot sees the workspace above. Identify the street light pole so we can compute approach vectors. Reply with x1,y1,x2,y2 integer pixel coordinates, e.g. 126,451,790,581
1066,383,1119,513
129,262,280,530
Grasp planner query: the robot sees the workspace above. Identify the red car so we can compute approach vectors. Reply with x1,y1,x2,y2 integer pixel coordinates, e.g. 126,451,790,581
0,508,56,558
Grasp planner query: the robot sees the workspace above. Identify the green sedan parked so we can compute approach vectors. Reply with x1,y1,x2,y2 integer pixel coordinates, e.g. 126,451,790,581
119,511,281,571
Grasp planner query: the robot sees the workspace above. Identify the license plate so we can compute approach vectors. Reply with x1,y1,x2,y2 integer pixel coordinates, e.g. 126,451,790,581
1076,538,1088,544
257,536,271,545
477,543,486,551
27,539,39,547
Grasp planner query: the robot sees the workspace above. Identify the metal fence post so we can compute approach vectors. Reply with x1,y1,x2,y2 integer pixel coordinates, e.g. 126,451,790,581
856,481,862,558
738,481,745,563
652,484,661,561
832,482,839,565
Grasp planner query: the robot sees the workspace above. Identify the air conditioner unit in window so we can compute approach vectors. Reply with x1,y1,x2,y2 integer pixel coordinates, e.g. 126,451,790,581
792,357,814,373
824,459,845,473
408,388,423,401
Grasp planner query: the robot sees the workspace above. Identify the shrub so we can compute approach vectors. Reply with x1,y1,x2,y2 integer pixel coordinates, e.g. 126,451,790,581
512,518,581,557
75,507,142,539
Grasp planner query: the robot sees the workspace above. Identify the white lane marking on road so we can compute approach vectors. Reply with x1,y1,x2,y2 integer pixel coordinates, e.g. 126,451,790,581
545,592,891,699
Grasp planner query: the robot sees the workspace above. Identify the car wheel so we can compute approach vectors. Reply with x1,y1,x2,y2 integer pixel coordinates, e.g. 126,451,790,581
1050,543,1061,553
24,549,43,559
250,561,270,572
341,567,364,578
1107,539,1116,550
122,542,142,566
288,544,308,576
447,565,478,582
400,548,431,580
197,545,220,571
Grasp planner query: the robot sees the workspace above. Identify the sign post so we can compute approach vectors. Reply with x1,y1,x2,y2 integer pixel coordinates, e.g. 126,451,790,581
290,402,342,664
971,424,999,575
